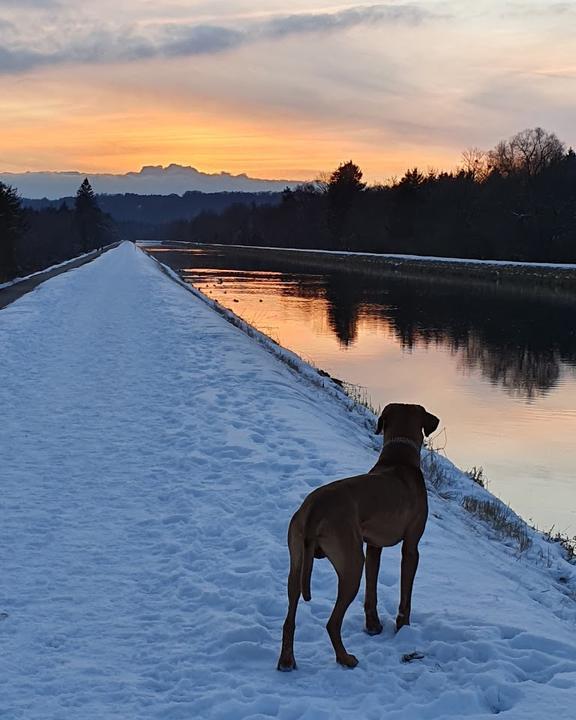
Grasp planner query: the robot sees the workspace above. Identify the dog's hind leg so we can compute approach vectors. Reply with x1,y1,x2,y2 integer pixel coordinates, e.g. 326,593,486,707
364,544,383,635
325,539,364,667
396,538,420,631
277,534,302,671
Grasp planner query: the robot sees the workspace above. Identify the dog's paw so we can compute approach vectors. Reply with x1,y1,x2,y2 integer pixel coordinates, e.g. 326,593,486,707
336,652,359,668
365,620,383,636
395,614,410,632
277,657,297,672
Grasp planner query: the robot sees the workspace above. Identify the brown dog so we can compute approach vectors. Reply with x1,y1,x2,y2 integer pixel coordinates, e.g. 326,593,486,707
277,403,439,670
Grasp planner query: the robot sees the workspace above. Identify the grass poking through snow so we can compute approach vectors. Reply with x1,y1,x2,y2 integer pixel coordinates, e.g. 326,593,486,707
461,496,532,555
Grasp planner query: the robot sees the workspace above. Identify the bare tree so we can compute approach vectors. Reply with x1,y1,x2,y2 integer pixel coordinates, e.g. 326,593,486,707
314,171,331,194
461,147,489,181
487,127,565,177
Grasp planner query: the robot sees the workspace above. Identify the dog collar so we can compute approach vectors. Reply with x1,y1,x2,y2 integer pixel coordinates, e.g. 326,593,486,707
384,437,422,453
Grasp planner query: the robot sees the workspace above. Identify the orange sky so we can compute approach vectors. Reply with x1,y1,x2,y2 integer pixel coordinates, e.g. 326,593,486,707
1,1,575,182
0,66,455,183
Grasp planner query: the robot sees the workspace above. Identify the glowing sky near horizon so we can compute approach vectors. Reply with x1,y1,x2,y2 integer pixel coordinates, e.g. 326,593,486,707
1,1,576,181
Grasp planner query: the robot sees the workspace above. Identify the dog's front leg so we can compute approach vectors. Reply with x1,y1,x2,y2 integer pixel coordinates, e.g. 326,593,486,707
364,544,383,635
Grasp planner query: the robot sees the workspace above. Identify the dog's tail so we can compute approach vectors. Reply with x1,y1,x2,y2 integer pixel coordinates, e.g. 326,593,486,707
301,538,315,602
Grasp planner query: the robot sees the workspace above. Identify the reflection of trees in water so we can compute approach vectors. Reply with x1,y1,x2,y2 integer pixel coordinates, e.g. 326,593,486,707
456,335,561,400
266,272,362,346
283,270,576,399
156,248,576,399
323,279,360,346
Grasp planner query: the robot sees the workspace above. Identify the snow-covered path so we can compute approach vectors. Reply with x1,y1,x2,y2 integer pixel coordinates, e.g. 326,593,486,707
1,243,575,719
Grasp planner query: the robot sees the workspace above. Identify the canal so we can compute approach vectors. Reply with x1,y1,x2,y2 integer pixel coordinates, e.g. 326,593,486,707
149,244,576,536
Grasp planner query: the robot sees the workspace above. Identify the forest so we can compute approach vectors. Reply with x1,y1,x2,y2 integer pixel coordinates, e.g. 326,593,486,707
167,127,576,263
25,190,281,242
0,179,118,281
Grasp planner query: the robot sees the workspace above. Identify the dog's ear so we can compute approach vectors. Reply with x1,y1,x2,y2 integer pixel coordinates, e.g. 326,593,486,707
376,406,389,435
421,408,439,437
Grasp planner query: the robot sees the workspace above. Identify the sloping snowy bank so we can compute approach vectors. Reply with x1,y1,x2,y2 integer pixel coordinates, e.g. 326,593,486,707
1,243,575,719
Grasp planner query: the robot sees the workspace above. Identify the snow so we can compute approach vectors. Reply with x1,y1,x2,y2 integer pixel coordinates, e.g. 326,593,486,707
181,241,576,271
1,241,575,719
0,249,101,291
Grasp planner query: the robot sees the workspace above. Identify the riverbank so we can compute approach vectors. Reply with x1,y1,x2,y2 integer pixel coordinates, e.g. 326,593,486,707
161,241,576,294
2,243,576,719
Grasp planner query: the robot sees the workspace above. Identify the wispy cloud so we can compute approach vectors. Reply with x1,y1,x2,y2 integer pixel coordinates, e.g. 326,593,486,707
0,3,437,74
0,46,44,73
260,3,430,37
0,0,60,6
502,1,576,17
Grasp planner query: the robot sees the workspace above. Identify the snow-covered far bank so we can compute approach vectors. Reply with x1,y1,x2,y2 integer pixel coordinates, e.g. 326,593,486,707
164,240,576,272
1,242,575,719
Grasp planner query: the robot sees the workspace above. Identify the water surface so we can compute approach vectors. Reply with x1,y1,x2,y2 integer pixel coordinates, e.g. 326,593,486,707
150,246,576,535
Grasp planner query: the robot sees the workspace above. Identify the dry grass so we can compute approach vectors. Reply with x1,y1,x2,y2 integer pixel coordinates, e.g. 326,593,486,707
543,527,576,563
341,382,381,416
462,496,532,554
423,449,450,492
421,432,451,494
465,465,487,488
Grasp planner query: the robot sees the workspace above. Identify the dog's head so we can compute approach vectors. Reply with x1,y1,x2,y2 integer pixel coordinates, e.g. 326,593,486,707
376,403,439,442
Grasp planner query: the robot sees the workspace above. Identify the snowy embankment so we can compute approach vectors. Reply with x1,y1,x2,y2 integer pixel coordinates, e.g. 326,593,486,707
182,242,576,271
0,245,116,292
1,242,575,719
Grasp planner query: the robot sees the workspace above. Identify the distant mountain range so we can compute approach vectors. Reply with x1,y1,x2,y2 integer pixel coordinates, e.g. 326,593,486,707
0,164,300,199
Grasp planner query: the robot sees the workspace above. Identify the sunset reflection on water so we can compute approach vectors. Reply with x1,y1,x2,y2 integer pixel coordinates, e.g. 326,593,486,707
150,246,576,535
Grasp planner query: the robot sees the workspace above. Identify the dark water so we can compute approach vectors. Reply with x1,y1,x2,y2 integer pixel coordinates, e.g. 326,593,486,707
149,245,576,535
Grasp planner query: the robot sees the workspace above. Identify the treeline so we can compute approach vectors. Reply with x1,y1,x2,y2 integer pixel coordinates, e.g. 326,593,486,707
0,179,118,281
168,127,576,263
25,190,281,240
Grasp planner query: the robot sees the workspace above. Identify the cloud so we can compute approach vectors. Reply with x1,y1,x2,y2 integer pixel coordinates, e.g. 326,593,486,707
0,0,59,6
158,24,246,58
0,46,45,73
502,1,576,17
0,18,15,32
0,3,437,74
261,3,430,37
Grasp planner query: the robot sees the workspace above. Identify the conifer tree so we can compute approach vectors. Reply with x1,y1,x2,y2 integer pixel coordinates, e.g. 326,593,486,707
74,178,103,251
327,161,366,249
0,181,24,280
